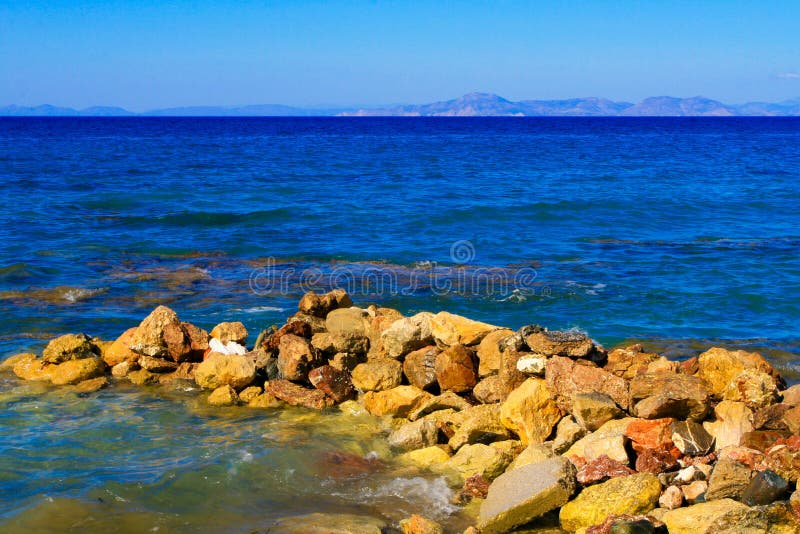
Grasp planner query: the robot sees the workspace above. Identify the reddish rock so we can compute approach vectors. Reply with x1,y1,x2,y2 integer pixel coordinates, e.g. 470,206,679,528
182,322,209,360
741,430,788,452
403,345,440,391
585,515,656,534
625,418,675,453
264,321,312,351
434,344,477,393
308,365,354,403
629,372,710,421
265,379,334,410
455,473,491,504
576,454,635,485
545,356,629,411
316,450,382,479
679,356,699,375
636,447,679,474
277,334,322,382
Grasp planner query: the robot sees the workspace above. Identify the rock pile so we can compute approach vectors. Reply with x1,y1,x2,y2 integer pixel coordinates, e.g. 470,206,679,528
4,289,800,533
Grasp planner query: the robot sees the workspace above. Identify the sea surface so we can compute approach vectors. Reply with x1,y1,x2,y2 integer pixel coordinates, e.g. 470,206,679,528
1,117,799,531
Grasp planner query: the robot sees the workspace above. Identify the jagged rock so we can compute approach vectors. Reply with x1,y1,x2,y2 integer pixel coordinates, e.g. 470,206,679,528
525,329,594,358
380,312,434,359
127,368,159,386
265,379,333,410
363,306,404,359
625,418,675,453
636,447,679,474
277,334,322,382
546,356,629,411
396,445,452,469
173,361,197,381
478,457,577,534
311,332,368,356
697,347,783,399
103,328,140,367
604,345,659,379
703,400,754,450
328,352,361,372
722,368,780,408
497,350,528,400
573,392,624,431
402,345,440,390
753,403,791,431
762,437,800,482
742,469,788,506
182,322,209,360
408,391,471,421
208,385,239,406
575,454,636,485
264,321,312,352
50,357,106,385
238,386,262,404
553,416,587,454
559,473,661,532
308,365,354,403
434,344,477,392
661,499,750,534
473,375,503,404
128,306,192,362
782,384,800,406
362,385,430,417
399,514,444,534
565,418,636,465
629,373,710,421
783,405,800,435
42,333,95,364
659,485,683,510
433,443,512,484
138,355,178,373
705,458,753,500
326,307,370,337
387,419,438,451
209,321,248,346
429,311,499,347
477,328,514,377
741,430,787,452
449,404,511,450
297,289,353,318
672,420,715,456
194,352,256,390
455,473,491,504
351,360,402,392
500,378,562,445
508,443,554,471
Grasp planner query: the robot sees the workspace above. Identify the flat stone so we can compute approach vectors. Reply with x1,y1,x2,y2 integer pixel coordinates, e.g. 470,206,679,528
138,355,178,373
671,420,715,456
525,329,594,358
269,512,384,534
351,360,402,392
507,443,555,471
499,378,562,445
629,373,710,421
408,390,471,421
478,457,577,534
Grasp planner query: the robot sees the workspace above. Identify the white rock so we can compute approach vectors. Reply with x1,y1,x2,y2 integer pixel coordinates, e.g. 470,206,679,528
516,354,547,375
209,337,247,355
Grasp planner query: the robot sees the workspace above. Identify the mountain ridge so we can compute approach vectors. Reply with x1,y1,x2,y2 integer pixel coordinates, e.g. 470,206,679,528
3,93,800,116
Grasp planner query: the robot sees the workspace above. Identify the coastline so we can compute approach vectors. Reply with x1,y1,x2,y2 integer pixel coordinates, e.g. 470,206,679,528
3,289,800,533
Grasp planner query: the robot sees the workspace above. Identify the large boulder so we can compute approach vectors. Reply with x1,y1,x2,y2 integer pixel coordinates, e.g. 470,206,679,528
499,378,562,445
525,329,594,358
429,311,499,347
722,368,780,408
351,360,402,392
559,473,661,532
661,499,750,534
209,321,248,345
128,306,192,362
297,289,353,318
12,357,55,381
434,344,477,393
326,307,370,337
49,357,106,385
265,379,334,410
402,346,440,390
380,312,434,359
194,352,256,390
629,372,710,421
277,334,322,382
546,356,629,411
478,457,577,534
362,385,431,417
697,347,784,399
42,333,95,364
477,328,514,377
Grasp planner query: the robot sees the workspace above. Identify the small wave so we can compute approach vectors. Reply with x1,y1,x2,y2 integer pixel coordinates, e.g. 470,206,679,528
360,476,459,518
233,306,286,313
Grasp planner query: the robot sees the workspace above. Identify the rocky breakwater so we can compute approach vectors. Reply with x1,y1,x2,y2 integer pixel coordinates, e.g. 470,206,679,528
3,290,800,534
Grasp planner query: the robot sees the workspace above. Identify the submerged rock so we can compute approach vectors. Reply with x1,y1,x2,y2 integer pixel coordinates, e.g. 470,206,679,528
433,442,512,484
74,376,109,393
362,385,430,417
265,380,333,410
42,333,95,364
268,512,384,534
208,384,239,406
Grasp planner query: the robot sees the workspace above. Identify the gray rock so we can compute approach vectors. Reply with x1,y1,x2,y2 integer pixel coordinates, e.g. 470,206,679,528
742,469,788,506
387,419,438,451
573,391,623,431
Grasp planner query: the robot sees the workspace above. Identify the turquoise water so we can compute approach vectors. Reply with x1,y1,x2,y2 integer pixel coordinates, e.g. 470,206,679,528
0,117,799,528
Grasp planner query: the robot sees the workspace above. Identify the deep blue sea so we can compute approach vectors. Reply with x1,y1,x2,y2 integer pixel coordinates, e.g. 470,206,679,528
0,117,799,530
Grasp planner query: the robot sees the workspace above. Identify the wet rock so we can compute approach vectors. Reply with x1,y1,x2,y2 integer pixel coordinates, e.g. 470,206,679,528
703,400,754,450
42,333,95,364
722,368,780,409
399,514,444,534
238,386,262,404
576,454,636,485
546,356,629,412
559,473,661,532
396,445,452,469
408,391,471,421
574,392,624,431
455,473,491,504
247,392,283,409
742,469,788,506
269,511,384,534
553,416,587,454
277,334,322,382
137,355,178,373
326,307,369,337
351,360,402,392
297,289,353,318
380,312,434,359
565,418,636,466
194,352,256,390
173,361,197,381
265,379,333,410
659,485,683,510
478,457,577,534
697,347,783,399
681,480,707,503
126,368,159,386
671,420,715,456
50,357,106,385
128,305,192,362
209,321,248,346
0,352,36,372
525,329,595,358
661,499,749,534
473,375,503,404
311,332,368,356
434,442,512,484
499,378,562,445
12,357,54,382
308,365,354,403
449,404,511,450
362,385,430,417
429,311,499,347
388,419,438,451
208,385,239,406
402,345,440,390
75,376,109,393
705,458,753,500
264,321,312,352
629,373,710,421
604,345,659,380
435,344,477,393
515,353,547,375
477,328,514,377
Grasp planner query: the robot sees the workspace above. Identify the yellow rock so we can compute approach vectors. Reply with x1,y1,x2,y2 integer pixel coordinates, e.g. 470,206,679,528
209,321,248,345
559,473,661,532
247,392,283,409
50,357,106,385
1,352,37,372
12,356,55,382
103,327,140,367
396,445,452,469
661,499,749,534
429,311,499,347
42,333,96,364
194,352,256,390
722,368,779,408
208,385,239,406
238,386,262,403
697,347,778,398
433,443,512,484
499,378,562,444
362,385,431,417
564,417,636,465
477,328,514,377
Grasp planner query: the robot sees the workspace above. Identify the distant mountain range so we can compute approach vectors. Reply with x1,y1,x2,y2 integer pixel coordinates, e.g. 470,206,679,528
3,93,800,117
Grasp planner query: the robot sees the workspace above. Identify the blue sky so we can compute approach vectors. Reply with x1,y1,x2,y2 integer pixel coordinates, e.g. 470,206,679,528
1,0,798,110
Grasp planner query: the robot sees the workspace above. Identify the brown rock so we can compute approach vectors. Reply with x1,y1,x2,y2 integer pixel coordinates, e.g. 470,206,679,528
351,360,402,392
42,333,95,364
679,356,699,375
380,312,434,359
636,447,679,473
311,332,369,356
629,372,710,421
753,403,791,431
50,357,106,385
705,458,753,500
363,306,403,360
604,345,659,379
672,420,716,456
138,355,178,373
308,365,354,403
173,361,198,381
741,430,788,452
181,322,209,360
455,473,491,504
328,352,361,372
473,375,504,404
782,384,800,406
74,376,109,393
298,289,353,318
429,311,499,347
697,347,784,399
128,306,193,362
402,345,440,390
762,436,800,482
576,454,636,485
546,356,629,411
326,307,370,337
435,344,477,393
277,334,322,382
723,368,780,408
476,328,514,377
682,480,708,503
499,378,562,444
208,385,239,406
497,349,528,400
362,385,430,417
408,391,472,421
525,329,594,358
783,405,800,435
264,321,312,352
553,416,587,454
265,379,333,410
194,352,256,390
209,321,248,345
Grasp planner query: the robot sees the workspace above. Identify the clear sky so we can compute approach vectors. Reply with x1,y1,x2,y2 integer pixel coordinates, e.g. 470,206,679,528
1,0,799,110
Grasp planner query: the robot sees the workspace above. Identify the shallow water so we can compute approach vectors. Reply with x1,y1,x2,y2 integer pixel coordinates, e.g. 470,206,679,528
1,117,799,527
